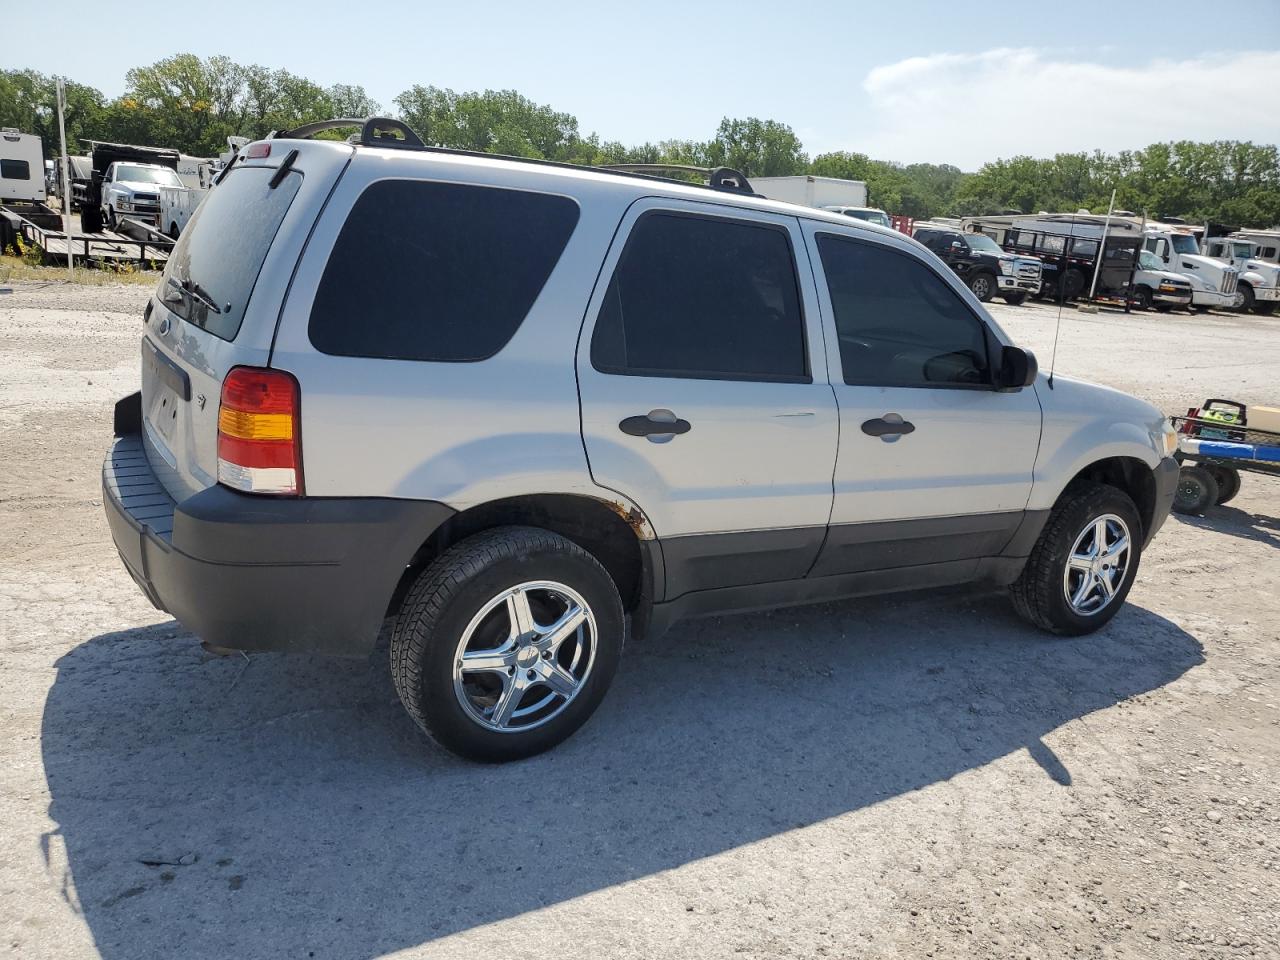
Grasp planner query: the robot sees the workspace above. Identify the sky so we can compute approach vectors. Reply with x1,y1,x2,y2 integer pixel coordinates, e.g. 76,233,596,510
8,0,1280,170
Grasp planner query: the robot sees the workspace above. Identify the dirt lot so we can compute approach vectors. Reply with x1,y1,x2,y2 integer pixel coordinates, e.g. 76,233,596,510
1,282,1278,960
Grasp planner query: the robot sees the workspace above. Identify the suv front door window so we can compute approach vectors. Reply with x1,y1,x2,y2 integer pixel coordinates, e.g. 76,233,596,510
577,201,839,595
804,228,1041,579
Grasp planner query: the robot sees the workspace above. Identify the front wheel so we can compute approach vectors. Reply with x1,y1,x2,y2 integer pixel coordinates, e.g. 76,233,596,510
390,527,624,762
1011,482,1142,636
1132,286,1153,311
104,206,117,230
969,273,996,302
1232,284,1255,313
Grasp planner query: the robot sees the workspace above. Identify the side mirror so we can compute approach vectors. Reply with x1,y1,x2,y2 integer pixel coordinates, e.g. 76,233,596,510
999,345,1038,389
950,240,964,250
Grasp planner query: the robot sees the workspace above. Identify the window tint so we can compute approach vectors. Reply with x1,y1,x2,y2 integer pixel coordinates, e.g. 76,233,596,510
1,159,31,180
816,235,991,388
591,212,807,382
158,165,301,342
310,180,579,362
914,230,939,250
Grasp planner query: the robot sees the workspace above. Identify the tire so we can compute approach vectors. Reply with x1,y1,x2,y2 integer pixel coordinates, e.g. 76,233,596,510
1001,292,1027,306
1232,283,1255,313
1132,286,1153,311
1061,269,1086,301
104,206,116,231
1172,464,1219,516
390,526,624,762
1211,466,1241,505
1011,482,1143,636
969,272,996,302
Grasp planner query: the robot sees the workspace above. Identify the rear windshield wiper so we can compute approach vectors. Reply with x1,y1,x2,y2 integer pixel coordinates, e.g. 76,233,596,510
166,276,226,315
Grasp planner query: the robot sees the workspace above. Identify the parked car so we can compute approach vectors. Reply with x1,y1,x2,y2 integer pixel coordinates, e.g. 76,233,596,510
913,223,1043,304
822,205,893,228
103,118,1180,762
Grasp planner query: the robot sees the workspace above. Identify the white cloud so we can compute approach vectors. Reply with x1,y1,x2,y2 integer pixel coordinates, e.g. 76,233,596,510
832,48,1280,169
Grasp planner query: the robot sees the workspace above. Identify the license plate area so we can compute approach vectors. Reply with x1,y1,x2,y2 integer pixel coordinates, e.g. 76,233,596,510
143,338,189,450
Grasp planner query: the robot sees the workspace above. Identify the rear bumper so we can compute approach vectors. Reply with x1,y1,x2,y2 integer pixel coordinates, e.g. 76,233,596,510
1148,456,1179,546
103,430,454,657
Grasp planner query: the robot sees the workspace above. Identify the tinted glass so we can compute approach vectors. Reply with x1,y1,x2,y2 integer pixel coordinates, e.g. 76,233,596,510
817,235,991,388
1,159,31,180
310,180,578,362
914,230,939,250
158,166,301,342
591,212,807,382
1263,246,1277,258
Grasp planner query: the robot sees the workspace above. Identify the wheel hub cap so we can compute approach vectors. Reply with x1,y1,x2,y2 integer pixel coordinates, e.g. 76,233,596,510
1062,514,1132,616
452,581,597,734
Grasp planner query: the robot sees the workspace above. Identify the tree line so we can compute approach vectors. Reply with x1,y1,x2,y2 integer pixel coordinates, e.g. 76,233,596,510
3,55,1277,226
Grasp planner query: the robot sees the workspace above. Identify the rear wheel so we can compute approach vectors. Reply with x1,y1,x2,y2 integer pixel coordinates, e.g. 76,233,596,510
390,527,624,762
1172,465,1219,515
1061,269,1086,301
969,272,996,302
1211,466,1241,505
1011,482,1142,636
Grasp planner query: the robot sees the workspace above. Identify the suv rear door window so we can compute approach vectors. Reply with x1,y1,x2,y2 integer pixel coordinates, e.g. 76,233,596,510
590,211,808,382
309,180,579,362
158,165,301,342
816,234,991,388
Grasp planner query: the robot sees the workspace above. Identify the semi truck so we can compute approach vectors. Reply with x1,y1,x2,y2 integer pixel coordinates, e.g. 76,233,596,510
1201,235,1280,314
1138,221,1239,312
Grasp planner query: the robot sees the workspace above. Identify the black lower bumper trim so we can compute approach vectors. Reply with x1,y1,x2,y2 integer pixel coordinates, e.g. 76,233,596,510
103,434,454,657
1148,455,1179,546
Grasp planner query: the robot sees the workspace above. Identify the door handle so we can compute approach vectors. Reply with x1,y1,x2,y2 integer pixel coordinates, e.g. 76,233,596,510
861,414,915,441
619,409,691,443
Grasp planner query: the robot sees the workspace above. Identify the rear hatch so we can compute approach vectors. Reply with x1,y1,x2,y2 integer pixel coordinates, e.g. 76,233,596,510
140,140,352,502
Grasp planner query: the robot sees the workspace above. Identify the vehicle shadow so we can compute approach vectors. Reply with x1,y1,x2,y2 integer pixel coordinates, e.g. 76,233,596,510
41,590,1202,960
1176,502,1280,548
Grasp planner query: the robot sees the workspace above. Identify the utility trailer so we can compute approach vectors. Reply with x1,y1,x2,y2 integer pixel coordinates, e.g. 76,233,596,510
1170,400,1280,515
0,199,172,267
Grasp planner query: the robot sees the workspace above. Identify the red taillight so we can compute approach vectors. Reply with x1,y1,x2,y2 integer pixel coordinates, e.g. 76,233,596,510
217,366,302,495
245,142,271,159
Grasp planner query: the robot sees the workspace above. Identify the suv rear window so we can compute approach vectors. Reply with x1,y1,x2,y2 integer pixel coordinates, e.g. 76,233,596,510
309,180,579,362
158,165,301,342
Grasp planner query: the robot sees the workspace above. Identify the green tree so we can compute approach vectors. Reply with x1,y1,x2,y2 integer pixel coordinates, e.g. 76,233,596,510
705,117,806,177
0,69,106,158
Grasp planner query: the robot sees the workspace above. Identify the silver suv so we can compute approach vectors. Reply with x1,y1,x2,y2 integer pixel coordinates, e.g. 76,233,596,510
103,118,1179,762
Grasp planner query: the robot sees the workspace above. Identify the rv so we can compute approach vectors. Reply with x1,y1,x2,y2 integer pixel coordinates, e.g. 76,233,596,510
1,129,46,204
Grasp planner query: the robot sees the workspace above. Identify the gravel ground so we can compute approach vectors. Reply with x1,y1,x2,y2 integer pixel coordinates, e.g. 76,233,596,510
1,282,1278,960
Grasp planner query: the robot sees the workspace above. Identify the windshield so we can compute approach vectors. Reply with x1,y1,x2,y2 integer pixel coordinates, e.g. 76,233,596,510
1233,242,1256,259
1170,234,1199,255
1138,251,1163,270
966,234,1003,254
115,165,182,187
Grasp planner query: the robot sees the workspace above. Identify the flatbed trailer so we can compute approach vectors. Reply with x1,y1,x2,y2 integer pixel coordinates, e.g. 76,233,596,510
1169,400,1280,514
1,201,172,267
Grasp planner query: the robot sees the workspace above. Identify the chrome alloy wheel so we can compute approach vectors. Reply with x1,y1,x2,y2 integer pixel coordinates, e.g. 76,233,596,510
1062,514,1132,616
452,581,597,733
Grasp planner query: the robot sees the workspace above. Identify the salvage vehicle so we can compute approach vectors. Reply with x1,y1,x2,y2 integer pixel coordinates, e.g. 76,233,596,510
913,223,1042,304
1201,235,1280,315
75,141,181,233
102,118,1180,762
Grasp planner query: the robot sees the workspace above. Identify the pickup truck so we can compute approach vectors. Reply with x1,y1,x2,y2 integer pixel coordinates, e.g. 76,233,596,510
75,142,182,234
913,224,1043,304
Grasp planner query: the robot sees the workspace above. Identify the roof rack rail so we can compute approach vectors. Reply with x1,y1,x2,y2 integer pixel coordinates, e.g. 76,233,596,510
269,116,425,150
601,163,755,195
265,117,757,196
